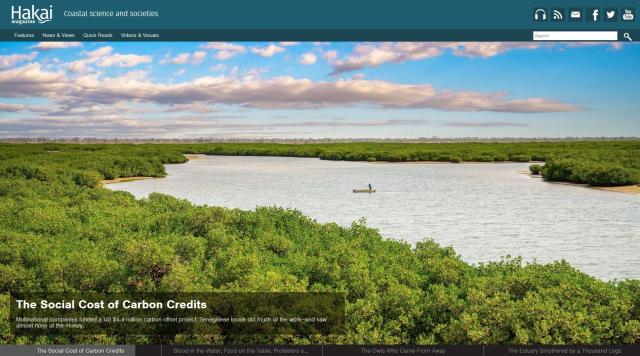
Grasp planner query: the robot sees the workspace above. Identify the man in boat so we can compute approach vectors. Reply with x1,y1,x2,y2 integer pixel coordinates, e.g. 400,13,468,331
368,183,372,190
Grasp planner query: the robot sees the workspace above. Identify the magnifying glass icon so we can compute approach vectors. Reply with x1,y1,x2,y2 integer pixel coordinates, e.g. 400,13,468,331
624,32,633,41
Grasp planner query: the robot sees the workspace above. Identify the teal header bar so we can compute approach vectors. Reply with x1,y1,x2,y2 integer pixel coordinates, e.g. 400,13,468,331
1,0,638,40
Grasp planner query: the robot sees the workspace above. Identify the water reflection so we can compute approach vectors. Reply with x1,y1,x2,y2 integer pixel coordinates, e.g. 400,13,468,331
108,156,640,280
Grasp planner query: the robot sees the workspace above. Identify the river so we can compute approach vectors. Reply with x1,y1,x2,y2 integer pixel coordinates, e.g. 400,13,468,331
107,155,640,280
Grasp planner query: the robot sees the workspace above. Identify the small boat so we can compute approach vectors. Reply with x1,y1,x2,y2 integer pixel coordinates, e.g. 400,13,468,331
353,188,376,193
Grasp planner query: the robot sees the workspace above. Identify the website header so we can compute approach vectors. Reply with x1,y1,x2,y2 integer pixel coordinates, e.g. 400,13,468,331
2,0,638,41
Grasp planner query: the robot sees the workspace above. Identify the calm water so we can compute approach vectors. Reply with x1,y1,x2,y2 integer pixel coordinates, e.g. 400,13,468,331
108,155,640,280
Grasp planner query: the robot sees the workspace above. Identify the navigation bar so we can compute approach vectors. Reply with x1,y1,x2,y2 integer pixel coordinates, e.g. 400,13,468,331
3,344,640,356
2,29,639,41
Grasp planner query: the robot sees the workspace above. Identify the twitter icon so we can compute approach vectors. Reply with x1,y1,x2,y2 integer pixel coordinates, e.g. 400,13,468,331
604,8,618,22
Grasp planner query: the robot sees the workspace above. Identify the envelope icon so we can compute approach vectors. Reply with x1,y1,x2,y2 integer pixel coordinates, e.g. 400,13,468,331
570,11,581,18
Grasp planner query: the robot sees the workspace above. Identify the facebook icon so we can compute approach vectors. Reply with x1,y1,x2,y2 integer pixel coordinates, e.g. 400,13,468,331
587,8,601,21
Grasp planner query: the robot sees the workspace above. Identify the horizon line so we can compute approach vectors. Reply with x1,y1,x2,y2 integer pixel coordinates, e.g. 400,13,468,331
1,136,639,143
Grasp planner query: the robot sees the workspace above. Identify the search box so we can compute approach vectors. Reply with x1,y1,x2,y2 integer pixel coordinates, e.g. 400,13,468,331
533,31,618,41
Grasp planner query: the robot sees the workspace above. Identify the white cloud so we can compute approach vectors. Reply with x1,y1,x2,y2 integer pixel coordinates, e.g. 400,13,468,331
0,102,27,112
67,59,92,73
54,71,580,113
33,42,82,50
165,103,218,113
330,43,448,74
242,67,268,81
0,114,430,137
1,42,623,138
0,52,38,69
279,42,300,47
167,53,190,65
251,44,285,57
0,63,66,97
86,46,113,58
95,53,152,68
328,42,625,74
210,63,226,72
200,42,246,60
323,50,337,61
165,51,207,65
66,46,151,72
192,51,207,62
0,42,586,132
444,121,529,127
299,52,317,65
329,42,543,74
448,42,541,58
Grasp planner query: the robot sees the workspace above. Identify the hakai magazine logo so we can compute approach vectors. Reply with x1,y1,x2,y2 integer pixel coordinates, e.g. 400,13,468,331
10,5,53,25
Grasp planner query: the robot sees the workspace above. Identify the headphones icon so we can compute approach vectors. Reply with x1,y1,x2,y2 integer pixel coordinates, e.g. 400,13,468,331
535,9,547,20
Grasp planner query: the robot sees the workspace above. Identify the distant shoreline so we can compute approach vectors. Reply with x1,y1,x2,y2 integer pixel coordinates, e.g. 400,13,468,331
583,184,640,195
524,173,640,195
3,138,639,144
367,160,545,165
551,181,640,195
102,154,202,184
105,154,640,195
102,176,157,185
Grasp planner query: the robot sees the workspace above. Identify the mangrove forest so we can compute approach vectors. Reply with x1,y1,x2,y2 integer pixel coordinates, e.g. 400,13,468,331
0,142,639,345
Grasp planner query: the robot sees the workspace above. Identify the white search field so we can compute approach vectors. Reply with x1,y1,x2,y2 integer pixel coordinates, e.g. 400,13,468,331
533,31,618,41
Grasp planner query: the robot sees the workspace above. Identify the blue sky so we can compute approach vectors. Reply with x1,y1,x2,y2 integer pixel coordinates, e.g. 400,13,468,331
0,41,638,138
